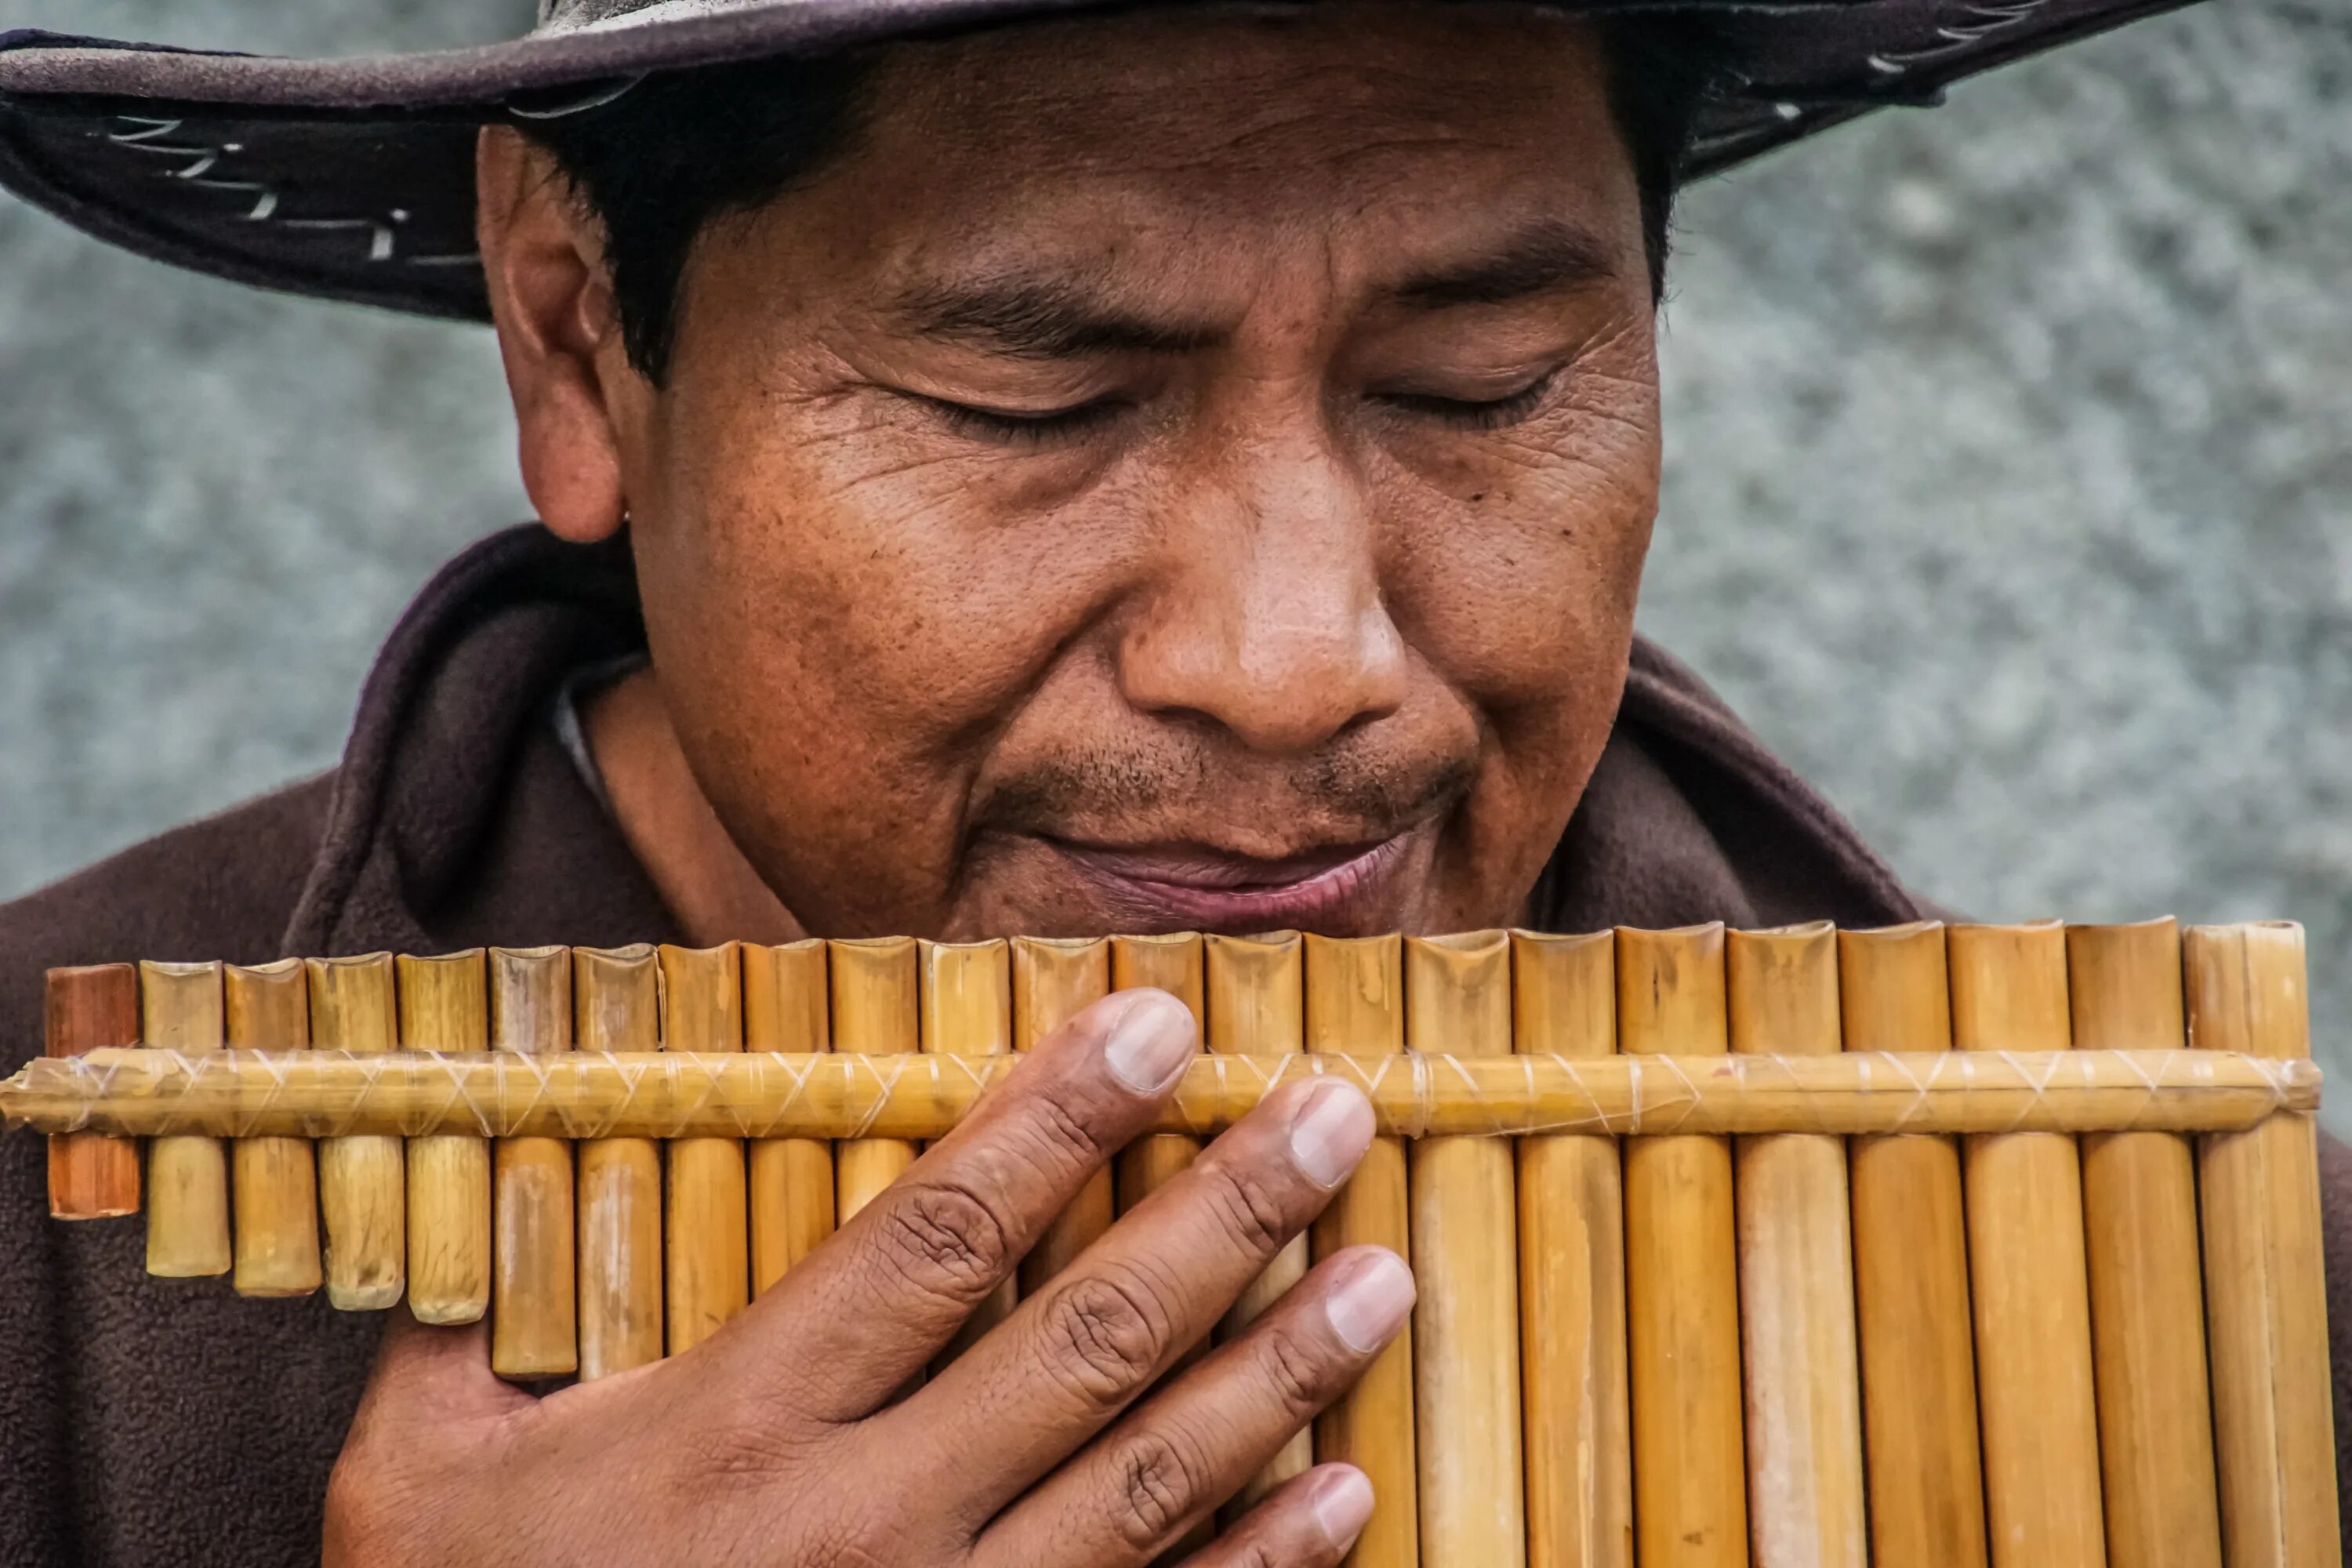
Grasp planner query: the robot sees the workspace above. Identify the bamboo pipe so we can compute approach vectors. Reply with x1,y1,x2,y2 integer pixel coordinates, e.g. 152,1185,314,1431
225,960,321,1298
1838,924,1985,1568
1110,933,1204,1231
399,950,492,1326
1620,923,1745,1568
1108,932,1214,1560
308,954,403,1309
1207,931,1314,1515
1012,936,1110,1294
2068,919,2220,1568
922,938,1015,1361
662,942,749,1355
141,960,230,1278
831,937,920,1225
743,939,833,1296
573,945,663,1380
1727,924,1864,1568
1308,931,1417,1568
1406,931,1526,1568
4,1047,2313,1141
1948,921,2104,1568
1511,929,1626,1568
2187,921,2342,1566
45,965,141,1218
490,946,578,1378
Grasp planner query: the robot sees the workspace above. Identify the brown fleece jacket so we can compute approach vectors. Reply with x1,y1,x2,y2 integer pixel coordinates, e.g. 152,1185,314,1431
1,525,2341,1563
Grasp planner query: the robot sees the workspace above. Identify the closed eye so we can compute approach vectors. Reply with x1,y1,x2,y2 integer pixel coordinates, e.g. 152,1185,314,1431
1374,368,1559,430
916,392,1132,447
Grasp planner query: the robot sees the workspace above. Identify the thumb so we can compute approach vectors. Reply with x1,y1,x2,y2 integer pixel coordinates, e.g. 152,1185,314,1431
355,1305,536,1436
326,1308,534,1564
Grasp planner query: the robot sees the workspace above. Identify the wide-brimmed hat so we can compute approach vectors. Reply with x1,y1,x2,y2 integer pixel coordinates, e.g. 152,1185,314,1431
0,0,2190,322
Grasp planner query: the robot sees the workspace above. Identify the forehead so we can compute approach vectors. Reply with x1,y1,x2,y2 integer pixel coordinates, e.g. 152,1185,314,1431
789,5,1639,287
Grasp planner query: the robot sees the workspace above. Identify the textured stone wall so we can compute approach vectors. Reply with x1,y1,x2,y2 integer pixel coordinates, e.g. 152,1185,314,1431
3,0,2346,1120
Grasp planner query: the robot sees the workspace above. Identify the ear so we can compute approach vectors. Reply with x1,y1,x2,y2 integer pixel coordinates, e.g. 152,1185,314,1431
475,126,633,545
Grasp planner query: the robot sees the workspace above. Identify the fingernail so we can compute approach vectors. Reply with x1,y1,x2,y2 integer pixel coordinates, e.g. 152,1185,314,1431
1324,1249,1415,1355
1103,990,1196,1094
1287,1080,1374,1189
1310,1465,1376,1548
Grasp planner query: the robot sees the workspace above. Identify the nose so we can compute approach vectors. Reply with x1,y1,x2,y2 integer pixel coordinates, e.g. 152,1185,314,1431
1118,426,1408,756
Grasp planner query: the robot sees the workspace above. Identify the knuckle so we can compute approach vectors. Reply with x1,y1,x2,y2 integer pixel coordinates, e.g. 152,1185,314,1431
800,1511,928,1568
1200,1157,1293,1256
1108,1428,1212,1548
1036,1269,1173,1404
674,1420,801,1486
1019,1089,1114,1173
672,1449,938,1568
681,1375,854,1491
729,1347,837,1421
875,1179,1014,1305
1254,1323,1330,1414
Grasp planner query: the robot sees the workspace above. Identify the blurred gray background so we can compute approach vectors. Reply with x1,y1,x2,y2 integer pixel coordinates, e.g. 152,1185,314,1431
2,1,2346,1120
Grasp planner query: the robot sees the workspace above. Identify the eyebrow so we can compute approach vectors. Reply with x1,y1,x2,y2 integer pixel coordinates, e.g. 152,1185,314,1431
887,218,1626,360
1386,219,1625,309
890,274,1225,361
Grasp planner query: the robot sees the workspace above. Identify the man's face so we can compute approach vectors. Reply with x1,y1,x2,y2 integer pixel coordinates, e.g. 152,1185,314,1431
606,3,1659,940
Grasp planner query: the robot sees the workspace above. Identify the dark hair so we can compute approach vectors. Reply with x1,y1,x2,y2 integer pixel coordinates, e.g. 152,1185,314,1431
523,16,1730,383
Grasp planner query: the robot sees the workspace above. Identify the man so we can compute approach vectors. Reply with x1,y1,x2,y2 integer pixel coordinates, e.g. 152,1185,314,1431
2,0,2337,1563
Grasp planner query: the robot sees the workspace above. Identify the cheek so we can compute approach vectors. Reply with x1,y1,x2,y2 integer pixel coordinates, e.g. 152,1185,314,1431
633,386,1138,807
1380,389,1657,927
1382,396,1660,717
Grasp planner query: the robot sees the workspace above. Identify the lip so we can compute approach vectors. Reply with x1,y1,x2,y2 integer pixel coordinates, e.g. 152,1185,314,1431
1049,829,1421,933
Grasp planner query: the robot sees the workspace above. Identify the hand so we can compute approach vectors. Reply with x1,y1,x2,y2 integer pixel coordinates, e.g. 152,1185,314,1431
323,987,1412,1566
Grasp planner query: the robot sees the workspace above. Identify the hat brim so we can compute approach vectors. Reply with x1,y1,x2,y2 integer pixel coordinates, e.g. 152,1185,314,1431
0,0,2196,322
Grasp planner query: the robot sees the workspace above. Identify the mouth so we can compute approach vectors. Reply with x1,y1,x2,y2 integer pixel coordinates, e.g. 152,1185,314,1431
1047,827,1426,934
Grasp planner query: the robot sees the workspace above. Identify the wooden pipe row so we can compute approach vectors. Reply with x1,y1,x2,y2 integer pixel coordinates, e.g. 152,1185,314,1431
40,921,2338,1568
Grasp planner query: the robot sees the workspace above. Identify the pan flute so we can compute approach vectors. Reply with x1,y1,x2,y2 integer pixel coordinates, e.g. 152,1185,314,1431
6,920,2338,1568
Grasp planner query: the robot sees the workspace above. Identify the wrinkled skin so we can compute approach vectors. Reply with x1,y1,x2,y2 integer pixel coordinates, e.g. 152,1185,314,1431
485,1,1660,946
326,9,1660,1564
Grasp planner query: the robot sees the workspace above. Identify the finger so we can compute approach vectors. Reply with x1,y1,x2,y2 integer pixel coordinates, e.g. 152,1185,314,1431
891,1075,1376,1518
1180,1465,1375,1568
348,1306,533,1446
967,1245,1414,1568
704,987,1199,1421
